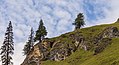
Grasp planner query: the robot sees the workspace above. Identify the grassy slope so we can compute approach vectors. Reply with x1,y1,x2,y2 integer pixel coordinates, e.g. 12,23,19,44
80,38,119,65
41,22,119,65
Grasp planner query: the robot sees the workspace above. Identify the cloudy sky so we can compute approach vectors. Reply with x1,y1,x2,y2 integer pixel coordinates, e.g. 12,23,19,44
0,0,119,65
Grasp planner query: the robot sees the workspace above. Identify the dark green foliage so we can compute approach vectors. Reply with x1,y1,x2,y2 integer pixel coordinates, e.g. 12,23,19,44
73,13,85,30
23,28,34,55
0,21,14,65
34,19,47,42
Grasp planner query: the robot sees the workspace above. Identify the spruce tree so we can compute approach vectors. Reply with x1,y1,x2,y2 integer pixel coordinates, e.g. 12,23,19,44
23,28,34,55
73,13,85,30
0,21,14,65
34,19,47,42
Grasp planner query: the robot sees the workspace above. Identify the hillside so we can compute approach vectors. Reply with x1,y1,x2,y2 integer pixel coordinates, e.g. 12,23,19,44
21,19,119,65
41,38,119,65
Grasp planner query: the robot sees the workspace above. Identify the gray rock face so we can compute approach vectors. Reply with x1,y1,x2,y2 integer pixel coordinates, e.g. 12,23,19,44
94,27,119,44
46,40,76,61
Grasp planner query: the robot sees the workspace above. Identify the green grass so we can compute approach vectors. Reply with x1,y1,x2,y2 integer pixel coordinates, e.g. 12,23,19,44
80,38,119,65
41,22,119,65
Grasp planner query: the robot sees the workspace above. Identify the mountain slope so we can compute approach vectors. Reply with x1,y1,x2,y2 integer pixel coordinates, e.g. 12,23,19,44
42,38,119,65
21,19,119,65
80,38,119,65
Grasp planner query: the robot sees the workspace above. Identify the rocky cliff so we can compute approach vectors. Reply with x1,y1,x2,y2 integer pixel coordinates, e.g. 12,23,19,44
21,19,119,65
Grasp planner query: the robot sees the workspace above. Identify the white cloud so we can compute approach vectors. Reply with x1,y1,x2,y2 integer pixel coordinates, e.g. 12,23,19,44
13,42,25,65
53,8,71,20
84,0,119,26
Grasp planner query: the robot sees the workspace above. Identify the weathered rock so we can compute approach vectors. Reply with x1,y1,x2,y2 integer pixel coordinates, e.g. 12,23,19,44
49,48,70,61
94,38,112,55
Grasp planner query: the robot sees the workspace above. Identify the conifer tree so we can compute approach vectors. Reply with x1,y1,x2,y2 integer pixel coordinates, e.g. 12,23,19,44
34,19,47,42
23,28,34,55
0,21,14,65
73,13,85,30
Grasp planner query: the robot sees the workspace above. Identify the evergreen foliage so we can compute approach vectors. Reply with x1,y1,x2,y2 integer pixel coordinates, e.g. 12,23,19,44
23,28,34,55
34,19,47,42
0,21,14,65
73,13,85,30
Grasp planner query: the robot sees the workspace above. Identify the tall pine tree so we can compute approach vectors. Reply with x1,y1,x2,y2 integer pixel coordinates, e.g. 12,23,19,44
0,21,14,65
73,13,85,30
34,19,47,42
23,28,34,55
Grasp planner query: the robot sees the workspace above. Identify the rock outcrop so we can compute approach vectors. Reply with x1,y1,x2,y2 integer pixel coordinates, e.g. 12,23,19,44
94,26,119,54
21,44,41,65
21,26,119,65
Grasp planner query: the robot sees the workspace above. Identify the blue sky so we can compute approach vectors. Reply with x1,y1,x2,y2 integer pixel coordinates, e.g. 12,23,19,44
0,0,119,65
